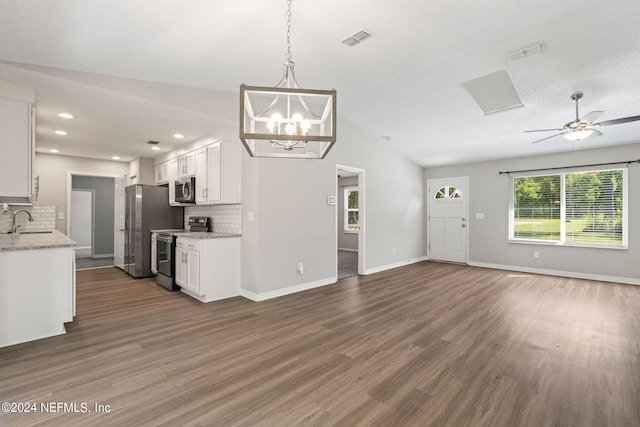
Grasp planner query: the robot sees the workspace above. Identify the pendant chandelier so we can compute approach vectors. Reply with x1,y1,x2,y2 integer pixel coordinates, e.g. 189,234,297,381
239,0,337,159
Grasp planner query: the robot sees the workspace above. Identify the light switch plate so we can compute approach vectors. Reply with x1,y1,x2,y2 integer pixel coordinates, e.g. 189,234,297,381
475,212,485,219
327,196,336,205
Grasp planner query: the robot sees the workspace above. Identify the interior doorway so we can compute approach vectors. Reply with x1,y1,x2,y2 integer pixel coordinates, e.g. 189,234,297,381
68,173,118,269
336,165,365,279
71,189,93,257
71,190,95,258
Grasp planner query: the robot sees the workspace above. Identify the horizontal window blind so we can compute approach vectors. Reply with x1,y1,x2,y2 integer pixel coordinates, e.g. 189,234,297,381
565,170,623,246
511,168,626,248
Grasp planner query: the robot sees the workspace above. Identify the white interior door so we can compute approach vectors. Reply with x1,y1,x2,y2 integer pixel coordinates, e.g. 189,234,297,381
71,190,93,251
428,177,468,263
114,177,125,269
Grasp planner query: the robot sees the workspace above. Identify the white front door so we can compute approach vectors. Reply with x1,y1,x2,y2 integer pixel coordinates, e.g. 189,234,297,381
114,177,126,269
428,177,468,263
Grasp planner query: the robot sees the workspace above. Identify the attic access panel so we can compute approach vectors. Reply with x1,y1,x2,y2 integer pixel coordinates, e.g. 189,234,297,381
462,70,523,115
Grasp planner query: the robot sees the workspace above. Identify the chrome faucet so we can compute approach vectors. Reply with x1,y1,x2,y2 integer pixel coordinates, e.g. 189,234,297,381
11,209,34,234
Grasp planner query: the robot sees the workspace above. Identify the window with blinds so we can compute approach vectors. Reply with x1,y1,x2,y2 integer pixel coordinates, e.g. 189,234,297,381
510,168,627,248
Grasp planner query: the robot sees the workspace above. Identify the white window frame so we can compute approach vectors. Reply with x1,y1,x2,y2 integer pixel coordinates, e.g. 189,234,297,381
509,167,628,249
344,186,359,233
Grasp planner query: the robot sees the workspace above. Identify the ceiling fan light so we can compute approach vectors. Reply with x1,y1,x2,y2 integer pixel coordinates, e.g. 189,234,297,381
564,129,593,141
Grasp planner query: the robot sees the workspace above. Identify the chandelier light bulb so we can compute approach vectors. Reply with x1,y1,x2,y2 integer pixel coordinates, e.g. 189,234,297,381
285,123,296,135
292,113,303,122
301,119,311,131
272,113,283,123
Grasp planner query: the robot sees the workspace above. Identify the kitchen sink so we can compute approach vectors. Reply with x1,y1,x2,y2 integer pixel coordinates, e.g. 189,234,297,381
17,230,54,234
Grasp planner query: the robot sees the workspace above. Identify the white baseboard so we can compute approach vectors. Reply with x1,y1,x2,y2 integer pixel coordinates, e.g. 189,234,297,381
468,261,640,286
91,253,114,259
364,256,427,275
240,277,337,302
338,248,358,252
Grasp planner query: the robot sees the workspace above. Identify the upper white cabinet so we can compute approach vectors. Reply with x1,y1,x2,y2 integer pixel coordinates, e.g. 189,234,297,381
178,152,196,178
156,140,241,205
195,141,241,205
0,81,35,204
167,159,178,205
155,162,169,185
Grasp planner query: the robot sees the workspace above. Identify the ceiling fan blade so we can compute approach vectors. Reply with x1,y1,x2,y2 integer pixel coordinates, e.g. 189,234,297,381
531,133,565,144
580,110,604,124
523,128,563,133
592,115,640,127
590,129,603,137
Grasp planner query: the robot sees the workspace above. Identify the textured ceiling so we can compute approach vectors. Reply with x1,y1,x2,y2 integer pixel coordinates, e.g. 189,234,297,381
1,0,639,166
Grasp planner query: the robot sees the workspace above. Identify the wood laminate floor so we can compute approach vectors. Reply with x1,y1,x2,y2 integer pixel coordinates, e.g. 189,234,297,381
1,263,639,426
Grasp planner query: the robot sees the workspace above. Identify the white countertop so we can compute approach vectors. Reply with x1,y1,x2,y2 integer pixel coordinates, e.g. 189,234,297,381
173,232,241,239
151,229,241,239
0,230,76,251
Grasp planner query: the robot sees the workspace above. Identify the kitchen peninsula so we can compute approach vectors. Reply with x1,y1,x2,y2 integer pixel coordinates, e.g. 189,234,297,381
0,230,76,348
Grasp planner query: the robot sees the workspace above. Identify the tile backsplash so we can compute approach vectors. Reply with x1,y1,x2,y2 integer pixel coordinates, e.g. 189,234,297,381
0,205,57,233
184,204,242,234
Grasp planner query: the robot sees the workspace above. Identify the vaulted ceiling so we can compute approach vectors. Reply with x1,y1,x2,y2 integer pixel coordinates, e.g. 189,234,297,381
1,0,639,166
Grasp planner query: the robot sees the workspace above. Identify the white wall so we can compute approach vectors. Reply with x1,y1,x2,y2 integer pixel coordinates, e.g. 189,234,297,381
35,153,129,233
241,117,425,296
424,142,640,284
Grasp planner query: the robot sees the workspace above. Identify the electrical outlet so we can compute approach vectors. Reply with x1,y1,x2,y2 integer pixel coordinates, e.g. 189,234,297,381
534,251,540,259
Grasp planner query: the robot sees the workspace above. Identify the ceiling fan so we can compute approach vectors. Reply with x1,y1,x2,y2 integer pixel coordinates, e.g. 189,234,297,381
525,92,640,144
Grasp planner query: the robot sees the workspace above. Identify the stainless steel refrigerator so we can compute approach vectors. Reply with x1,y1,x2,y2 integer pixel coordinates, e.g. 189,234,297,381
122,184,183,278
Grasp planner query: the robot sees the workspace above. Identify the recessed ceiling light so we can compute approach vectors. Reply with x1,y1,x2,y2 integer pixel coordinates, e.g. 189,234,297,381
54,130,68,136
151,146,161,151
49,149,60,153
112,156,121,160
58,112,74,119
174,133,184,139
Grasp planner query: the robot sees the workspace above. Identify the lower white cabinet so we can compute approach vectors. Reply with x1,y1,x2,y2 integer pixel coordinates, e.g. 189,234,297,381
0,245,75,348
175,239,200,294
175,236,240,302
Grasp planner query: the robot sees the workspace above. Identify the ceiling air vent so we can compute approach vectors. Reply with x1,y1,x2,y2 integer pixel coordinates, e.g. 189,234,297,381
341,29,374,47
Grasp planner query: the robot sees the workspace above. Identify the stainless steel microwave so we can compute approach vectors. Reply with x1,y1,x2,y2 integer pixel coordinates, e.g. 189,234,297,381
175,177,196,203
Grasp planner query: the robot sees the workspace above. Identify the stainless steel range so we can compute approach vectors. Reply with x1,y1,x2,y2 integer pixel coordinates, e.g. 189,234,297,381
154,216,211,290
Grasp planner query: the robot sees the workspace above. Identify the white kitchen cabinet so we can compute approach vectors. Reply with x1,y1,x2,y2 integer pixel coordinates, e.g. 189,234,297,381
151,233,157,274
178,152,196,178
0,242,76,348
155,162,169,185
175,236,240,302
194,141,241,205
195,147,207,204
0,81,35,204
175,238,199,294
167,159,178,205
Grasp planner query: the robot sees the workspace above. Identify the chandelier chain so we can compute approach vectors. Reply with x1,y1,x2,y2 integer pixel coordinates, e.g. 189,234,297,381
286,0,293,61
